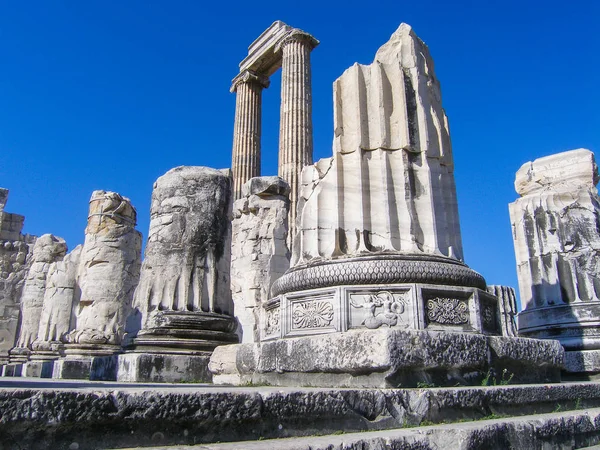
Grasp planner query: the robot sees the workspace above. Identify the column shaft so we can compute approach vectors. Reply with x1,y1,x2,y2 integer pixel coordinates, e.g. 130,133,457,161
278,35,316,246
231,72,269,199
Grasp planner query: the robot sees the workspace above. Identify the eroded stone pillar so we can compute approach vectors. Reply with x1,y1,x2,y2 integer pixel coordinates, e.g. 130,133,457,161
231,71,270,200
54,191,142,380
231,177,290,343
276,30,319,244
31,246,82,364
119,166,238,382
10,234,67,364
511,149,600,375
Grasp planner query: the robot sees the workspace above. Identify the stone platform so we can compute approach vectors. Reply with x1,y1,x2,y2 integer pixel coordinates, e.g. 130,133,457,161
210,328,564,388
1,378,600,449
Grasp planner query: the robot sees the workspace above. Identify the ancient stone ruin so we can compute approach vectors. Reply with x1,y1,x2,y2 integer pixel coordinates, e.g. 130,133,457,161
511,149,600,376
231,20,318,245
118,166,238,382
209,23,563,388
1,19,600,450
0,189,36,369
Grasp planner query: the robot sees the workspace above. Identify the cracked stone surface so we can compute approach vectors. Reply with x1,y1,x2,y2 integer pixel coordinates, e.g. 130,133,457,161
231,176,290,343
292,23,462,266
12,234,67,354
65,191,142,347
0,188,36,363
0,381,599,449
512,149,600,358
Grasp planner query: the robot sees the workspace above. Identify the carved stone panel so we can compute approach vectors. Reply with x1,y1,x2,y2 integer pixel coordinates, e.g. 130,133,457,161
422,288,475,331
283,289,338,337
348,289,411,330
263,303,281,340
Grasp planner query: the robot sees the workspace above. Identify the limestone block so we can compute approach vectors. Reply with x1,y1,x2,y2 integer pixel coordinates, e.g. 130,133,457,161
33,245,82,352
293,23,462,266
14,234,67,350
512,149,600,354
231,177,290,343
210,329,563,388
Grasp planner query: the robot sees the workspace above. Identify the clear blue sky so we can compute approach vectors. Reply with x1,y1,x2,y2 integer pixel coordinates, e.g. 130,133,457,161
1,0,598,308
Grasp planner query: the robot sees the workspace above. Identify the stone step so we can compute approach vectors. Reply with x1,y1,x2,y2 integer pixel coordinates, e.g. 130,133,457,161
122,408,600,450
1,379,600,449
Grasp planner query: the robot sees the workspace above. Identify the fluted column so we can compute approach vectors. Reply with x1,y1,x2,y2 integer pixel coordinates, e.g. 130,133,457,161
231,70,270,199
276,30,319,246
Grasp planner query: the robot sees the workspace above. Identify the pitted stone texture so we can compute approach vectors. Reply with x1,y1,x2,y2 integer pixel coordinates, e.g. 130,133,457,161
66,191,141,348
487,285,518,337
511,149,600,355
1,383,600,449
564,349,600,375
124,167,237,373
293,23,461,266
231,177,290,343
132,167,233,323
33,245,81,353
0,188,36,363
13,234,67,352
210,329,563,388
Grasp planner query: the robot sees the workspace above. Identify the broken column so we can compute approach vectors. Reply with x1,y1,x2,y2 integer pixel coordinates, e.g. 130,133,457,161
511,149,600,376
276,29,318,243
211,24,564,388
54,191,142,380
9,234,67,373
231,71,270,199
231,176,290,343
0,188,36,369
30,246,82,375
119,166,238,382
487,285,518,338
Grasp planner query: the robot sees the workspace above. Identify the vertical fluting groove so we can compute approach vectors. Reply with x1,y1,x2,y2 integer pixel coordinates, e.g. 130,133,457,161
279,36,315,249
232,76,265,200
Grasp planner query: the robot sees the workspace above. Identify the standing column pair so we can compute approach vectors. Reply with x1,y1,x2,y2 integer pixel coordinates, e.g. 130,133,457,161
230,27,318,247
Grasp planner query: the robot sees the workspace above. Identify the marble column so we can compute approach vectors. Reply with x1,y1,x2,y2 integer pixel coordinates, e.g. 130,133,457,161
231,70,270,200
276,30,319,246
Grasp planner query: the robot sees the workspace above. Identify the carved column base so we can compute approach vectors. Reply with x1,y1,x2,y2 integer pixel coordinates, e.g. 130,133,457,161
118,311,238,383
209,329,564,388
518,303,600,352
8,347,30,364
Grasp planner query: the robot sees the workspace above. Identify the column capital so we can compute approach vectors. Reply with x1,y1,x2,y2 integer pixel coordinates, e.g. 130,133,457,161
275,29,320,54
230,70,270,93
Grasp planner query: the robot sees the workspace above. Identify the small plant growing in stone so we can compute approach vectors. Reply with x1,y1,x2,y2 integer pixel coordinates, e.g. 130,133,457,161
498,369,514,386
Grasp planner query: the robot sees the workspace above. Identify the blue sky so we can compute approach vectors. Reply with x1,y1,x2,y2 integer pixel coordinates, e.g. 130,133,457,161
1,0,598,308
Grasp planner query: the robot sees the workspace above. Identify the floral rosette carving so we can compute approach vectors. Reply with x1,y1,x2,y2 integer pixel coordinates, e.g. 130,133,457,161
427,297,468,324
292,301,334,329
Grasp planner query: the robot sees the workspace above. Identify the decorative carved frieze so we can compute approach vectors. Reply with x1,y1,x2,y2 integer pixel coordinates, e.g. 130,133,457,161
350,291,407,329
264,307,280,336
291,301,334,329
426,297,468,325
